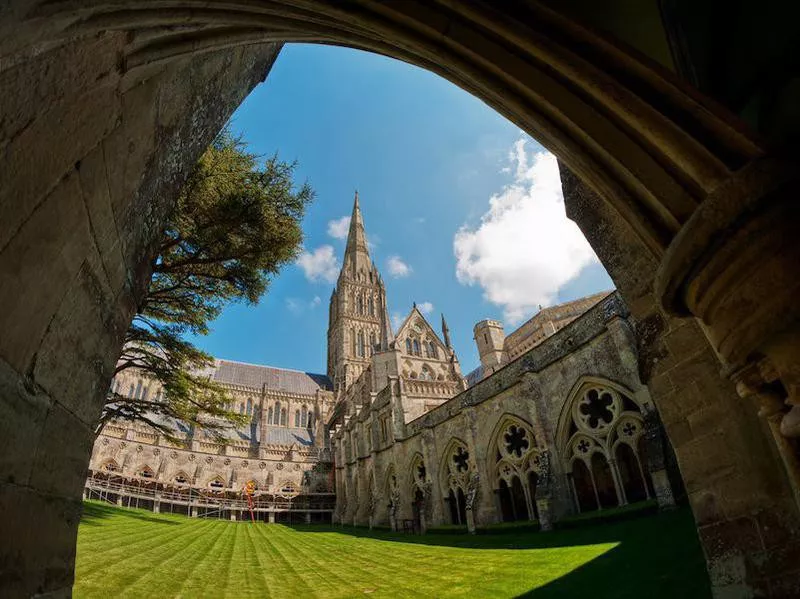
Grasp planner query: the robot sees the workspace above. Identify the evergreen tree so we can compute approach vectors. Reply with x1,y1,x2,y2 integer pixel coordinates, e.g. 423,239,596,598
98,129,314,442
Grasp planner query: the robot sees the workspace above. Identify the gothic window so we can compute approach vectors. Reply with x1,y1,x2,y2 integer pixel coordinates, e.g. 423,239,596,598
351,330,357,356
141,386,149,401
247,399,252,416
209,478,224,489
358,331,365,357
308,413,314,429
428,342,437,359
413,339,421,356
139,466,154,478
280,408,287,426
561,381,654,514
294,410,300,427
103,460,119,472
128,384,135,398
358,295,364,315
301,406,308,427
406,338,413,354
275,402,281,425
135,380,143,399
370,332,376,355
174,473,188,484
369,296,375,316
268,407,273,424
493,417,539,523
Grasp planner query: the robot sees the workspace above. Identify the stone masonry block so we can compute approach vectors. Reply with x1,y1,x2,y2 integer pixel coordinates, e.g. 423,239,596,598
0,357,51,487
0,81,121,251
32,249,128,427
28,402,94,499
0,172,91,373
78,144,128,294
0,483,82,597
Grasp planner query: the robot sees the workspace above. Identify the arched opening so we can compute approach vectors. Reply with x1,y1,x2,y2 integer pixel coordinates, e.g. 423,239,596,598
571,460,598,513
3,2,798,595
616,442,648,504
527,471,540,521
446,488,467,526
591,453,619,509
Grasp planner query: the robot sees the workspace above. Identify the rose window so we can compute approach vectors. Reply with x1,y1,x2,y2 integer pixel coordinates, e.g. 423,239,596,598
504,425,529,458
576,388,619,433
453,447,470,472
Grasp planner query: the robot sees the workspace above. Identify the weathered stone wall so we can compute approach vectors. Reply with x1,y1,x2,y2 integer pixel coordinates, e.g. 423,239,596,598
561,166,800,597
0,33,281,596
335,294,664,531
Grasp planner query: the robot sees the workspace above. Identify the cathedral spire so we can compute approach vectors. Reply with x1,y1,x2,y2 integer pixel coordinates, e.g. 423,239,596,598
344,191,370,271
441,313,452,349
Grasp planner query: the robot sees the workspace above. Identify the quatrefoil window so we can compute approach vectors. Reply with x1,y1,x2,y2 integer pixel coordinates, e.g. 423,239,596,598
453,447,470,472
577,439,591,453
504,425,529,458
622,422,637,436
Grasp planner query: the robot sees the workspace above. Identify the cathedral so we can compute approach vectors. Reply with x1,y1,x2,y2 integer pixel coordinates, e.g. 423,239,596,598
86,193,680,528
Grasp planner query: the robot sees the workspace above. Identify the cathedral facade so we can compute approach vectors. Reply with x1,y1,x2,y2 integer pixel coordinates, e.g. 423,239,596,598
87,193,679,528
327,197,679,532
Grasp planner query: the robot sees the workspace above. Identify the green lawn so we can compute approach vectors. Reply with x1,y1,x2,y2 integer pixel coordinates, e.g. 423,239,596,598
75,501,711,598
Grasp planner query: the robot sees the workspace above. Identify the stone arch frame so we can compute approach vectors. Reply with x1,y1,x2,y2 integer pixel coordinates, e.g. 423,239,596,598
439,437,473,526
408,452,427,493
486,413,542,523
98,458,120,473
172,470,191,485
556,376,653,512
2,3,797,596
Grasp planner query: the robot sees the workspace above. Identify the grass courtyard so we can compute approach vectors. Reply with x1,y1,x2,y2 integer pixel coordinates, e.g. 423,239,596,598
75,501,711,598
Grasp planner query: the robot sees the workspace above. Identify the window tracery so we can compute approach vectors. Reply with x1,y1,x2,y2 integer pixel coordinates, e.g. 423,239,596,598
492,417,543,523
562,382,653,513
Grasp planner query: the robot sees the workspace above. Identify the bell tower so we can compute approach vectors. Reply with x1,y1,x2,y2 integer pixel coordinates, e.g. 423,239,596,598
327,192,393,394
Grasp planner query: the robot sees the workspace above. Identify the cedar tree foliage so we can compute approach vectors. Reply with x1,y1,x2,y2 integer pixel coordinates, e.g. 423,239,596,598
99,129,314,442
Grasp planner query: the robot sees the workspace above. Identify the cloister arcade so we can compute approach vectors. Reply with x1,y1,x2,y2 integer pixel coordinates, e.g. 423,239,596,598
1,1,800,596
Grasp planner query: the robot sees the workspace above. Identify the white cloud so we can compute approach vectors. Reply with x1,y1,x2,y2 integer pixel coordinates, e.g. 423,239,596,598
454,137,598,325
417,301,434,315
286,295,323,315
327,216,351,240
391,312,405,331
386,255,412,278
296,245,339,283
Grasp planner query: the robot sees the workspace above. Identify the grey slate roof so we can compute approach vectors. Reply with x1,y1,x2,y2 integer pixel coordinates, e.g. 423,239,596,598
212,359,331,395
264,426,314,446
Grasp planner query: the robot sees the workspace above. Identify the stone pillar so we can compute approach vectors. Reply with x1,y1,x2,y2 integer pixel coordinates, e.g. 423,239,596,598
643,409,676,509
190,506,198,518
268,511,275,524
305,512,311,524
153,494,161,514
230,512,236,521
116,496,123,507
536,499,553,532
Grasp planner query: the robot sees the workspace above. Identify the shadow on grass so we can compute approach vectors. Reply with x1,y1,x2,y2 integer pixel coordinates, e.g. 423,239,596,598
81,501,181,527
289,508,712,598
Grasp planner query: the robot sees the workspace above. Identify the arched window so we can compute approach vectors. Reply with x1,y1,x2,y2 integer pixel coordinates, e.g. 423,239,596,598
134,380,143,399
301,406,308,428
351,329,357,356
141,386,149,401
294,409,300,427
369,296,375,316
413,339,421,356
357,295,364,315
268,407,273,424
358,331,365,357
307,412,313,429
247,398,252,416
275,402,281,425
429,342,437,359
492,418,539,523
560,381,654,513
280,408,287,426
370,332,376,355
406,339,413,354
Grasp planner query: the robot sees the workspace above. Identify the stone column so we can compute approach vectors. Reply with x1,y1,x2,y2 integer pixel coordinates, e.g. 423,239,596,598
305,512,311,524
191,506,198,518
642,409,676,509
153,493,161,514
534,451,554,531
465,472,480,535
268,511,275,524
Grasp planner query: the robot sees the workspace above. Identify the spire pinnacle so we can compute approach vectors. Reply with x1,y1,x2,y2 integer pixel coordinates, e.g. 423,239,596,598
343,190,370,273
441,313,452,349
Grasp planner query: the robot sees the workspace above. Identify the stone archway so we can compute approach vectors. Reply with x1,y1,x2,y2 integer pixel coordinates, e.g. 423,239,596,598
1,2,800,596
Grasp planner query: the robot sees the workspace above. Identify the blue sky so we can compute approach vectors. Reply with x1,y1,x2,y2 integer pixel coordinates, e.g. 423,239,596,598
190,44,613,375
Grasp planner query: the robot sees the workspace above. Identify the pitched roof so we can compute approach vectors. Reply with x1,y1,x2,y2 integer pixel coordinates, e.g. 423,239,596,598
212,359,331,395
